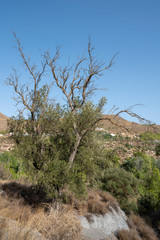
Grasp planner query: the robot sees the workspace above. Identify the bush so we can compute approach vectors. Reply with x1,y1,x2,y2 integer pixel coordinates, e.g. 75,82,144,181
0,152,23,179
155,143,160,156
121,152,160,213
0,164,11,180
140,132,160,142
0,194,81,240
99,167,139,212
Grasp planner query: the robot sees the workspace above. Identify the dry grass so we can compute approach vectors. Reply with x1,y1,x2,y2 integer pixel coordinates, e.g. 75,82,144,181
129,214,158,240
0,180,158,240
117,214,158,240
0,193,81,240
114,214,158,240
117,229,141,240
73,190,118,216
87,197,108,215
30,206,81,240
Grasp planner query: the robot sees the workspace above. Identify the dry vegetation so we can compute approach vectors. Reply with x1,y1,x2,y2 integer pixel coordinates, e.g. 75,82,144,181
62,190,118,217
115,214,158,240
0,192,81,240
0,180,121,239
0,180,158,240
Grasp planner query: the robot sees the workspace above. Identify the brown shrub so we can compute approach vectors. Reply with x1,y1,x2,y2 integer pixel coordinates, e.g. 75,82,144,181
98,190,117,204
117,229,141,240
73,190,119,216
98,190,119,211
0,217,6,239
30,206,82,240
87,198,108,215
128,214,158,240
74,199,88,215
0,193,81,240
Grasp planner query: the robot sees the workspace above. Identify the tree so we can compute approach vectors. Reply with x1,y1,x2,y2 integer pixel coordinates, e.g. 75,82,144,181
7,33,150,197
44,39,150,168
44,40,115,168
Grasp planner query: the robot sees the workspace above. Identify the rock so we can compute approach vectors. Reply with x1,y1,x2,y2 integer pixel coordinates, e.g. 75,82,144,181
79,206,129,240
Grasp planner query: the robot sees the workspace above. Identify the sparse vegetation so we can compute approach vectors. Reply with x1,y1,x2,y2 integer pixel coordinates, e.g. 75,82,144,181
0,191,81,240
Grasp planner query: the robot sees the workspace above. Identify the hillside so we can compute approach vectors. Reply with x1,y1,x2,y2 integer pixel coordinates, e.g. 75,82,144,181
0,113,8,131
98,114,160,135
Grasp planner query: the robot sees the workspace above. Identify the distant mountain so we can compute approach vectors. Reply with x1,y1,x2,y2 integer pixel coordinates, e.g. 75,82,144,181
98,114,160,135
0,113,8,131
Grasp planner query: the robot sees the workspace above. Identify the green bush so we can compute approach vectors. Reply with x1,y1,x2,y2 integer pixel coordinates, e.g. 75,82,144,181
140,132,160,142
121,152,156,179
0,163,11,179
155,143,160,156
0,151,23,178
100,167,139,212
121,152,160,213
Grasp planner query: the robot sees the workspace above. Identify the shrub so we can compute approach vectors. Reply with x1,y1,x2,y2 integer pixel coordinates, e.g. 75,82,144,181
121,153,160,213
117,214,158,240
128,214,158,240
0,164,11,180
155,143,160,156
140,132,160,142
117,229,141,240
100,167,139,212
0,194,81,240
0,152,23,179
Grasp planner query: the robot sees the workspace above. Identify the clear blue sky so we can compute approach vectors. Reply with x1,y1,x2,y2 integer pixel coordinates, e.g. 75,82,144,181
0,0,160,124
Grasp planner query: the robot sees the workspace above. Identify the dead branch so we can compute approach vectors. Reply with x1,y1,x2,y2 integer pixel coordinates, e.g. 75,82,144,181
46,39,116,113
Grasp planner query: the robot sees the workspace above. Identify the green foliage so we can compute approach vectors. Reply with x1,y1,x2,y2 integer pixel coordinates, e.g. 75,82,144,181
121,152,155,179
101,149,120,168
0,151,23,178
10,101,118,198
125,143,133,150
140,132,160,142
100,167,139,212
155,143,160,156
0,130,8,134
122,152,160,213
0,163,11,179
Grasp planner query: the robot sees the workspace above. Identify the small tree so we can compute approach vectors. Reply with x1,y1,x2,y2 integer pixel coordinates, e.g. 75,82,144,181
7,33,149,197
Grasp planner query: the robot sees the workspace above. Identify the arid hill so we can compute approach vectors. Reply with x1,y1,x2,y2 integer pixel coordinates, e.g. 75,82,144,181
98,114,160,135
0,113,8,131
